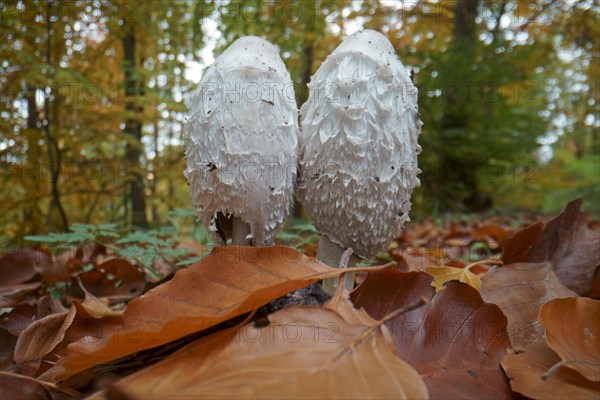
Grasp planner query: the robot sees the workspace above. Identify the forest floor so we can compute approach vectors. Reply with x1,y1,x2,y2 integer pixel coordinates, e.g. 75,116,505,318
0,199,598,399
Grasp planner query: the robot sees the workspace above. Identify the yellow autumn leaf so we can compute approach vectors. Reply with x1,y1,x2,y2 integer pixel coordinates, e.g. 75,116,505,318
426,265,481,292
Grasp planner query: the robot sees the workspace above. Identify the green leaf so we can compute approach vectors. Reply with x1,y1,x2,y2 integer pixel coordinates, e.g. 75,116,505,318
176,256,204,266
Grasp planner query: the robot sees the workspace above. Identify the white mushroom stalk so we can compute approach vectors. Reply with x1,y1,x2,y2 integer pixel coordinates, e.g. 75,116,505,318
185,36,299,246
298,30,422,293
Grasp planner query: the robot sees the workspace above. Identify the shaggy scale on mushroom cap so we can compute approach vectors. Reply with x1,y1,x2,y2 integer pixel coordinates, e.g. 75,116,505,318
298,29,422,259
184,36,299,245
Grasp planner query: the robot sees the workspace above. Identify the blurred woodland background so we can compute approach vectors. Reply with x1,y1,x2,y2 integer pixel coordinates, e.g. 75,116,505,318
1,0,598,246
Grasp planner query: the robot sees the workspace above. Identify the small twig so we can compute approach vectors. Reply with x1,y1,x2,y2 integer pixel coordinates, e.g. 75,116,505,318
322,297,428,370
542,359,600,381
0,370,83,398
379,297,429,325
465,259,503,271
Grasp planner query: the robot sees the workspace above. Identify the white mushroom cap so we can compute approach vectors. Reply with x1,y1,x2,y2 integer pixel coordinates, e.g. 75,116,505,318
184,36,299,245
298,29,422,259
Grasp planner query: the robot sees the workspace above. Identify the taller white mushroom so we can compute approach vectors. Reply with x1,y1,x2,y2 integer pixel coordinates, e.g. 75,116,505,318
185,37,299,246
298,30,422,292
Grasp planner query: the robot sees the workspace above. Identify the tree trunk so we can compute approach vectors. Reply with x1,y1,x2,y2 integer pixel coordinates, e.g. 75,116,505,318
24,84,44,235
43,2,69,231
438,0,491,211
151,118,159,225
123,23,149,229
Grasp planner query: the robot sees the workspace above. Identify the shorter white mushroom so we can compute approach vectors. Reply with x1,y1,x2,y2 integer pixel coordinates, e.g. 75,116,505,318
185,36,299,246
298,30,422,293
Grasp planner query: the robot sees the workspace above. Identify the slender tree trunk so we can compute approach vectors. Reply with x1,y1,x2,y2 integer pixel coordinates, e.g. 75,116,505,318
43,2,69,231
24,84,44,234
123,23,148,229
438,0,491,211
151,118,159,225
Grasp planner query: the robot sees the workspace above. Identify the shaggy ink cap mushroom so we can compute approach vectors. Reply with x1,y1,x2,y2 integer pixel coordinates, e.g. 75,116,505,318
298,29,423,260
185,36,299,246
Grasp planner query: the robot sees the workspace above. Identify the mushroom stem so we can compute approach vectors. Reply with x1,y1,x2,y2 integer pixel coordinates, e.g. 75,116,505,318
317,235,358,294
231,217,252,246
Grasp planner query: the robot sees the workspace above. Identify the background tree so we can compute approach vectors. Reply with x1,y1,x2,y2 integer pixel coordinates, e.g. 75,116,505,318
1,0,598,247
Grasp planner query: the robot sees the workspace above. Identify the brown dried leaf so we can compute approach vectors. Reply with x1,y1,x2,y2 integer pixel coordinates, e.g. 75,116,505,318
351,270,511,399
103,303,428,399
503,342,600,399
0,328,18,370
0,296,67,338
73,283,123,319
76,259,145,300
42,246,349,382
390,246,437,272
501,221,543,264
0,282,43,308
585,273,600,299
0,302,37,336
57,243,108,275
481,262,576,346
540,297,600,381
36,296,68,318
528,199,600,295
0,250,49,287
14,305,76,368
474,224,510,243
0,375,52,400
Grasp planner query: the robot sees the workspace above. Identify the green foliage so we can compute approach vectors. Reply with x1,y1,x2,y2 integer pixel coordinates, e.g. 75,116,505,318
168,208,211,244
276,218,319,248
25,222,201,278
495,150,600,217
25,223,120,246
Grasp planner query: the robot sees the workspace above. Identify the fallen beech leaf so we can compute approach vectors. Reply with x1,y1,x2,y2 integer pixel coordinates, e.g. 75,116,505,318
150,258,175,280
0,282,43,308
73,283,123,319
425,265,481,292
351,270,511,399
351,270,434,318
443,238,471,247
503,342,600,399
42,246,356,382
0,374,52,400
0,296,67,337
102,303,428,399
585,273,600,299
501,221,543,264
76,259,145,300
0,250,50,287
0,328,17,370
528,199,600,295
474,224,509,243
390,246,436,271
0,302,37,336
481,262,576,347
14,305,76,369
58,243,111,275
540,297,600,382
36,295,68,318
